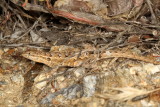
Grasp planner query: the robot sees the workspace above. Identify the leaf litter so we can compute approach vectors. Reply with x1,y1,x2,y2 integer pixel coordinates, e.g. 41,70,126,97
0,0,160,106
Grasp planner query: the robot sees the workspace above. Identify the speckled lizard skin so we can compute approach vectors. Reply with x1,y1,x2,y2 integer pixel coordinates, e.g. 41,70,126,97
22,46,160,68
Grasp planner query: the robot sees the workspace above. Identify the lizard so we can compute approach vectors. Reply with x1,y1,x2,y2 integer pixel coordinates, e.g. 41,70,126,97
22,45,160,68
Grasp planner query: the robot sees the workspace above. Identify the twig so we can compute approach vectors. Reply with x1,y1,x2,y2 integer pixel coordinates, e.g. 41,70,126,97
16,14,27,29
0,42,50,49
14,18,39,41
145,0,158,24
69,32,115,44
99,29,128,51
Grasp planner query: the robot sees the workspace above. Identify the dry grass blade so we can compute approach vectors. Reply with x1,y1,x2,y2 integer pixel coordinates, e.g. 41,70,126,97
96,87,160,101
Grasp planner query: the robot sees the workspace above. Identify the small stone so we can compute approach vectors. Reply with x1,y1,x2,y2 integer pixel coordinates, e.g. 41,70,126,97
74,68,85,77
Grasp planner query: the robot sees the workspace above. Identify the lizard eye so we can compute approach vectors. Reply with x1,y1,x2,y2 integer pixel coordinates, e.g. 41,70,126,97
47,58,51,61
28,52,31,55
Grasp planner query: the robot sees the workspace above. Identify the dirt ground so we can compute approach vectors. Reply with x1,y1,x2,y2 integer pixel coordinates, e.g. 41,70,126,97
1,0,160,107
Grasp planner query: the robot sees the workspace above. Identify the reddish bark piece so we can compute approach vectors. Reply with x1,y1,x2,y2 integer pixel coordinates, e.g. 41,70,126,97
51,0,145,31
51,10,128,31
51,10,99,25
142,35,153,39
22,0,28,7
22,3,27,7
128,35,141,43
